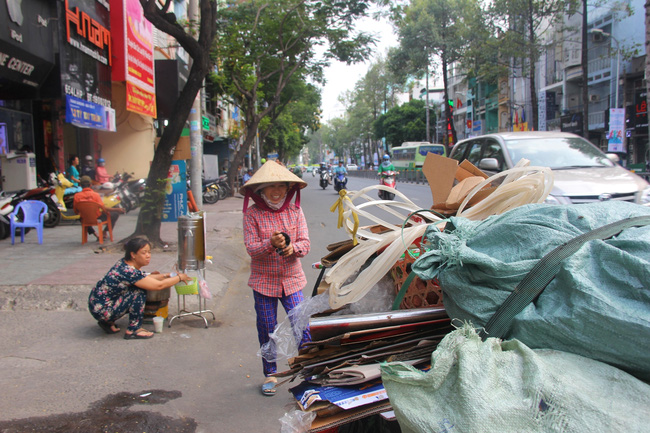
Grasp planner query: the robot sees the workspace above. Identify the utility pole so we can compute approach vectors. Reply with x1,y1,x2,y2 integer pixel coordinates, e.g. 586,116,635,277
425,64,431,143
188,0,203,210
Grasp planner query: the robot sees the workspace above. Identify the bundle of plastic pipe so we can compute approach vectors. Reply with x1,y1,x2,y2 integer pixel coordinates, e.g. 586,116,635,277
326,160,554,309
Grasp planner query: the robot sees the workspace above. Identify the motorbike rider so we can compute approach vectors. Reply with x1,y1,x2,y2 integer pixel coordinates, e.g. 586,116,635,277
65,155,82,194
334,161,348,176
333,161,348,188
82,155,96,179
95,158,112,184
378,154,395,175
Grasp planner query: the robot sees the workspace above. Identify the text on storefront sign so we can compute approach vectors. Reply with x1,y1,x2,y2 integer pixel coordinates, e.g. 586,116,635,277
64,0,111,65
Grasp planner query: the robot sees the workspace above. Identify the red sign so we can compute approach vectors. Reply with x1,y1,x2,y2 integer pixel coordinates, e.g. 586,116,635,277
126,82,156,117
111,0,156,117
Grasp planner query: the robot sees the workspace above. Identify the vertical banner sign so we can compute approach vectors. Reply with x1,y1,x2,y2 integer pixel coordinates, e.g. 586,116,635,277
607,108,625,153
163,160,187,222
124,0,156,117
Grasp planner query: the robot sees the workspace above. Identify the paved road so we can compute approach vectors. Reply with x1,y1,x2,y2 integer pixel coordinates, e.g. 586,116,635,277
0,177,433,432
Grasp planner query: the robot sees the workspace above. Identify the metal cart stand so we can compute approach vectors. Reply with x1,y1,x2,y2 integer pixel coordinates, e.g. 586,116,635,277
168,211,215,328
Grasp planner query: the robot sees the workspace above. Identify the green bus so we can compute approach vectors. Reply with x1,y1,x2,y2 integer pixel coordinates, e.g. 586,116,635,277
392,142,447,171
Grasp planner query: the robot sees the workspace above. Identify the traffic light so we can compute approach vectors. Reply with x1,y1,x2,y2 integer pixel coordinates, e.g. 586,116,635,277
447,100,454,131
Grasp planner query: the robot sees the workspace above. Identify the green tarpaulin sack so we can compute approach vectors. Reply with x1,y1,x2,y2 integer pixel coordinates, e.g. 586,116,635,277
411,201,650,381
380,325,650,433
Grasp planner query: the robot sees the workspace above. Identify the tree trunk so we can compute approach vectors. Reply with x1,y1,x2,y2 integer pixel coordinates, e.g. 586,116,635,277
442,55,457,146
131,66,205,247
226,118,260,193
127,0,217,247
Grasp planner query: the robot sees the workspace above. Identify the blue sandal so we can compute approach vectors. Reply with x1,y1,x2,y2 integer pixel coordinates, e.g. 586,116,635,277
261,378,277,396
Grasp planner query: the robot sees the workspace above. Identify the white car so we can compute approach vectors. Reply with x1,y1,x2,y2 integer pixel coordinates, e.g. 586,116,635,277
346,164,358,171
449,131,650,206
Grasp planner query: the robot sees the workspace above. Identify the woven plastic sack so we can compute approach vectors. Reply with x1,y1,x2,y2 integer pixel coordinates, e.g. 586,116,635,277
411,201,650,380
381,325,650,433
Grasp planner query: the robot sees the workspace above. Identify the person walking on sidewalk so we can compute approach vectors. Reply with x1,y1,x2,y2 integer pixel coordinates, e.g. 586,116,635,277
88,238,193,339
240,160,311,396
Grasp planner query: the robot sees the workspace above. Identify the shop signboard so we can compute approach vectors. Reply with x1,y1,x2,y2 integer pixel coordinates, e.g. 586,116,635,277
561,113,583,135
162,160,187,222
0,0,56,91
59,0,113,130
65,95,115,131
111,0,156,117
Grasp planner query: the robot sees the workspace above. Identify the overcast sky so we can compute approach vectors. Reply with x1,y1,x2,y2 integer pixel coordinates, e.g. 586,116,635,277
319,15,399,122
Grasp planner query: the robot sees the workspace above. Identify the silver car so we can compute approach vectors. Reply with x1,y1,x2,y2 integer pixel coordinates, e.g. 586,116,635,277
449,131,650,206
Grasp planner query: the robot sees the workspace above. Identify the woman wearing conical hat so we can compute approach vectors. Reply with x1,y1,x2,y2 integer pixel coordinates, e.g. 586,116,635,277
240,160,311,396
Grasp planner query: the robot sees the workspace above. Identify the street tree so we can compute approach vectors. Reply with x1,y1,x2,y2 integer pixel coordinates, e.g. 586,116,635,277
323,116,355,159
389,0,479,146
213,0,375,190
131,0,217,247
373,99,434,148
346,58,404,163
262,80,321,162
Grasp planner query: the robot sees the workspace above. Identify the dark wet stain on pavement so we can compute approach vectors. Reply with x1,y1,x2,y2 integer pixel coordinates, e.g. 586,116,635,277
0,390,197,433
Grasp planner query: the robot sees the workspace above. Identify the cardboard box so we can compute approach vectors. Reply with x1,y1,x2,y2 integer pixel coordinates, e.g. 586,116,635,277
421,153,495,215
154,136,191,160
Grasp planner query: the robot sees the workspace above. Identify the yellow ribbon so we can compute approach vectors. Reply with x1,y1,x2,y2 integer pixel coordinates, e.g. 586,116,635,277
329,189,359,245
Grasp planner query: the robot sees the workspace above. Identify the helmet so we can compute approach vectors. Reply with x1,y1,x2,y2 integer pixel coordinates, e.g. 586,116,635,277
97,158,105,164
383,155,390,160
85,155,93,161
261,158,267,164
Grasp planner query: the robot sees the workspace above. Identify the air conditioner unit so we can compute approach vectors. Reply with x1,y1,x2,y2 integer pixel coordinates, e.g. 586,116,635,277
589,94,599,102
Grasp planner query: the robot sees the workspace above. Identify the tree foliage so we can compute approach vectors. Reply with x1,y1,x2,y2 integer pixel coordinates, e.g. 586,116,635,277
374,99,434,148
212,0,376,187
262,80,321,162
388,0,480,145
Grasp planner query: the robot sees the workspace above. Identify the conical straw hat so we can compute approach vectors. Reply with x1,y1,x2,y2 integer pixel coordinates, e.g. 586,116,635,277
239,160,307,195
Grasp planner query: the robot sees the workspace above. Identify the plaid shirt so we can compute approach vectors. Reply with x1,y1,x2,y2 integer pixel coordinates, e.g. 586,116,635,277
243,203,310,297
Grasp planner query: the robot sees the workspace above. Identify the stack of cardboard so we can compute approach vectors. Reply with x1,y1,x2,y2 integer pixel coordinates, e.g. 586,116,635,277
276,308,452,431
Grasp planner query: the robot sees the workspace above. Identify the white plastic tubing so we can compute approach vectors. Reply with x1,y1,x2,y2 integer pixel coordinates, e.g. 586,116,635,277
326,160,554,309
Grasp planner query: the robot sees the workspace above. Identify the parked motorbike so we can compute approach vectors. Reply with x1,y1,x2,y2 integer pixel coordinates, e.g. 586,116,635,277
202,178,221,204
123,172,146,208
333,173,348,192
378,170,397,200
97,172,143,212
319,169,331,190
0,194,13,239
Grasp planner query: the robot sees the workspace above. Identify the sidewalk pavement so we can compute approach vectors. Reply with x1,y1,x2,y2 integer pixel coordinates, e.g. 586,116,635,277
0,197,301,432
